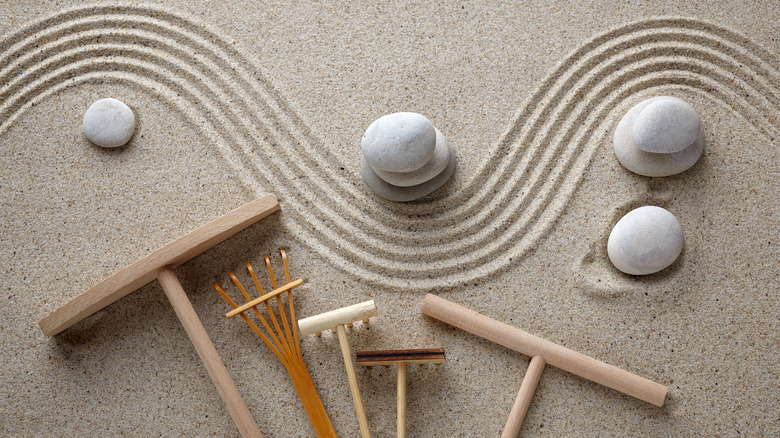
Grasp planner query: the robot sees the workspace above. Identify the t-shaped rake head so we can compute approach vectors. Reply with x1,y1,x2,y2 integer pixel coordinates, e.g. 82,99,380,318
298,301,377,438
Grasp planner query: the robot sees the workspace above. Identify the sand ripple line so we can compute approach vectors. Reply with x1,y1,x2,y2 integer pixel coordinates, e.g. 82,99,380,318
0,7,777,289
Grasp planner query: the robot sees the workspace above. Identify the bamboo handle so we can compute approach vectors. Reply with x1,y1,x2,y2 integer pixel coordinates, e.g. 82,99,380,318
397,362,407,438
336,324,371,438
501,356,546,438
421,294,667,406
157,267,262,438
286,358,338,437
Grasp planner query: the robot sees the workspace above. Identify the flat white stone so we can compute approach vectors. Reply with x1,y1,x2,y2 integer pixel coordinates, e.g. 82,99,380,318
614,97,703,177
632,97,700,153
607,206,684,275
83,98,136,148
372,128,449,187
361,144,456,202
361,112,436,173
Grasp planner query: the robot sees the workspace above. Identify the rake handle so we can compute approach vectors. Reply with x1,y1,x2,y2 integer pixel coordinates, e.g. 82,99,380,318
336,324,371,438
502,356,546,438
397,362,407,438
158,266,262,438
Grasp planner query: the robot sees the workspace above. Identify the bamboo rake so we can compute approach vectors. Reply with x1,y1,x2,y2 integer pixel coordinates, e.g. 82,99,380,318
214,250,336,438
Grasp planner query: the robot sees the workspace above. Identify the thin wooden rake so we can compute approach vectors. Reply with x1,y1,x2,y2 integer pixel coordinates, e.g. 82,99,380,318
214,250,337,438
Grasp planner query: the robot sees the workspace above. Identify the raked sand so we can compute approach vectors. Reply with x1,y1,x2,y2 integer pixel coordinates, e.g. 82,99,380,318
1,1,778,436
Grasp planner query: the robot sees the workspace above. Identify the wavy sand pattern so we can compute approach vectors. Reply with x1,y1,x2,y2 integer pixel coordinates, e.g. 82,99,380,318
1,5,777,290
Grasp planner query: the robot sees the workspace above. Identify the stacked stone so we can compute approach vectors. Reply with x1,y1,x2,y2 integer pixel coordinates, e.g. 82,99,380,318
608,96,703,275
360,113,456,202
613,96,703,177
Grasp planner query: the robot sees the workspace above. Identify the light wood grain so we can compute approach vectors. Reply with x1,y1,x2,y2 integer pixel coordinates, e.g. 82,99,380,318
501,356,546,438
39,194,280,336
337,324,371,438
397,361,407,438
158,267,262,438
421,294,667,407
298,300,376,336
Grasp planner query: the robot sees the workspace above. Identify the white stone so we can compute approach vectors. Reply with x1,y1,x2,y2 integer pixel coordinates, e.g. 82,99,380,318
82,98,136,148
632,97,700,153
607,206,684,275
614,97,703,177
360,144,456,202
372,128,449,187
361,112,436,173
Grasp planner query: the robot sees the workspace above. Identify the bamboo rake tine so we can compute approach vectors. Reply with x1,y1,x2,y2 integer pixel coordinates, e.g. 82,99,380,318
213,282,286,363
265,255,295,358
245,264,293,357
280,250,302,357
232,271,290,358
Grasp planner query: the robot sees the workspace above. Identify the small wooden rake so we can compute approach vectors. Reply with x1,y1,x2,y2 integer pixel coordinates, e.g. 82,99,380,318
214,250,337,438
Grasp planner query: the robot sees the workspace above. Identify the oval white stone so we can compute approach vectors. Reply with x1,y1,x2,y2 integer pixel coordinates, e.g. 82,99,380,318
361,112,436,173
372,128,449,187
632,97,700,153
614,97,703,177
607,206,684,275
83,98,136,148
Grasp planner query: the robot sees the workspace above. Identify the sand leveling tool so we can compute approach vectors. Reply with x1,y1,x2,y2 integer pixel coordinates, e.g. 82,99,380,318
39,194,281,438
356,348,446,438
214,250,337,437
421,294,668,437
298,301,378,438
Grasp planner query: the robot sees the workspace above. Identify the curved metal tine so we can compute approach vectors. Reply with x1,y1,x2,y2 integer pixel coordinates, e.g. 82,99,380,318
265,255,295,357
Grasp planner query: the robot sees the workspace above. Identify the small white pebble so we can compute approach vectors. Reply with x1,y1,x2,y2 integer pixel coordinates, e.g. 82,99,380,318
632,97,700,153
83,98,136,148
607,206,684,275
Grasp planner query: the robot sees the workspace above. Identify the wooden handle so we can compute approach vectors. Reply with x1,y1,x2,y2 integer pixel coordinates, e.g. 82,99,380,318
40,194,280,336
397,362,407,438
157,267,262,438
336,324,371,438
421,294,667,407
298,301,377,336
501,356,546,438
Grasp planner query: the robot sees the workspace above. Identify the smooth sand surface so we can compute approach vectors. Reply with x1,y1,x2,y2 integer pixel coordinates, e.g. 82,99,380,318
1,1,777,436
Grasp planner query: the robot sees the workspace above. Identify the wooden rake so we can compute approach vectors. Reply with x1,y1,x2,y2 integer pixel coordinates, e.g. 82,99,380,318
39,194,281,438
356,348,446,438
421,294,667,437
298,301,378,438
214,250,337,438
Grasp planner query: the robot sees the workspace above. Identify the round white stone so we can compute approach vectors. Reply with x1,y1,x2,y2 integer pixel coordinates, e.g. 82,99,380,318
372,128,449,187
632,97,700,153
361,144,456,202
83,98,136,148
361,112,436,173
607,206,684,275
614,97,703,177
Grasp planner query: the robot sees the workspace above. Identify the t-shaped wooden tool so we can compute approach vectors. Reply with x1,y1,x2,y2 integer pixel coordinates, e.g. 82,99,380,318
356,348,446,438
421,294,667,437
298,301,378,438
38,194,281,438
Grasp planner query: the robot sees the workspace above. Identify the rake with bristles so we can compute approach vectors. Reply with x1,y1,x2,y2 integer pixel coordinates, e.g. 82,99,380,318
213,250,337,438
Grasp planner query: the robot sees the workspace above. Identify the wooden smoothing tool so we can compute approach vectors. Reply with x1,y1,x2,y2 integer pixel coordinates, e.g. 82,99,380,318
298,301,378,438
215,250,337,437
356,348,446,438
421,294,668,437
38,194,281,438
